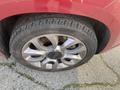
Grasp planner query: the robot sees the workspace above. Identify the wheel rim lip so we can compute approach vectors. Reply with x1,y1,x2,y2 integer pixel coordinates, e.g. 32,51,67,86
21,34,87,70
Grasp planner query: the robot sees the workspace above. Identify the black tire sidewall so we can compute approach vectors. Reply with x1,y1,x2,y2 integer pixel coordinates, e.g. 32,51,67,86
10,25,97,71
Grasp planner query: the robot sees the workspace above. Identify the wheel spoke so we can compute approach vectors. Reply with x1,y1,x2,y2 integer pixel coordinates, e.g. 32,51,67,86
25,56,45,62
63,54,82,60
66,45,86,54
45,35,58,48
31,62,41,67
55,46,61,51
61,54,82,66
31,38,48,51
57,63,68,68
41,58,58,69
23,47,46,56
62,38,79,48
61,59,76,66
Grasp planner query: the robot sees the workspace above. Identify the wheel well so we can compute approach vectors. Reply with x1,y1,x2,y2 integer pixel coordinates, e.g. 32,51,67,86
0,13,110,55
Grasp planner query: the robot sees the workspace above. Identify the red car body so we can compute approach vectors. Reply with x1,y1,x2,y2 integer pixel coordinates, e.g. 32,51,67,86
0,0,120,57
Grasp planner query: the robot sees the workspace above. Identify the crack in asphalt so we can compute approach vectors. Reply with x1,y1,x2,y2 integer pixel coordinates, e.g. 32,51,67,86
59,55,120,90
0,55,120,90
100,55,120,86
0,62,54,90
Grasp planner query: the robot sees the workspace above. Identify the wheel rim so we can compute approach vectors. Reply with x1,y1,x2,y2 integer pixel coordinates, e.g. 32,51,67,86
22,34,87,70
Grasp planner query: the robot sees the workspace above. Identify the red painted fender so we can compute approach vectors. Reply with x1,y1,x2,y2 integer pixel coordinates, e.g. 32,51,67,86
0,0,120,54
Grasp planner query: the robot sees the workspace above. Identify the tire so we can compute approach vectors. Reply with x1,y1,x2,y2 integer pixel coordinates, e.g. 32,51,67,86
10,14,97,72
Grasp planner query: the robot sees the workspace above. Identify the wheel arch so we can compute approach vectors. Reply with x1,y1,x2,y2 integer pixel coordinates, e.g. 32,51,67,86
0,13,110,58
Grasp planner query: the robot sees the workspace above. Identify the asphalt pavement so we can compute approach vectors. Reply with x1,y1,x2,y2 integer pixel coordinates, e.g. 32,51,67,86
0,46,120,90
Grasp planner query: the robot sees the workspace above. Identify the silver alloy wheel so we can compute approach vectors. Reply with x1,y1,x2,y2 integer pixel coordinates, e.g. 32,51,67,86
22,34,87,70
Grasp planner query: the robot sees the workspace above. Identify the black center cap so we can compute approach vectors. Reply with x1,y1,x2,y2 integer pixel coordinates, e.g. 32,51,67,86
47,51,63,59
